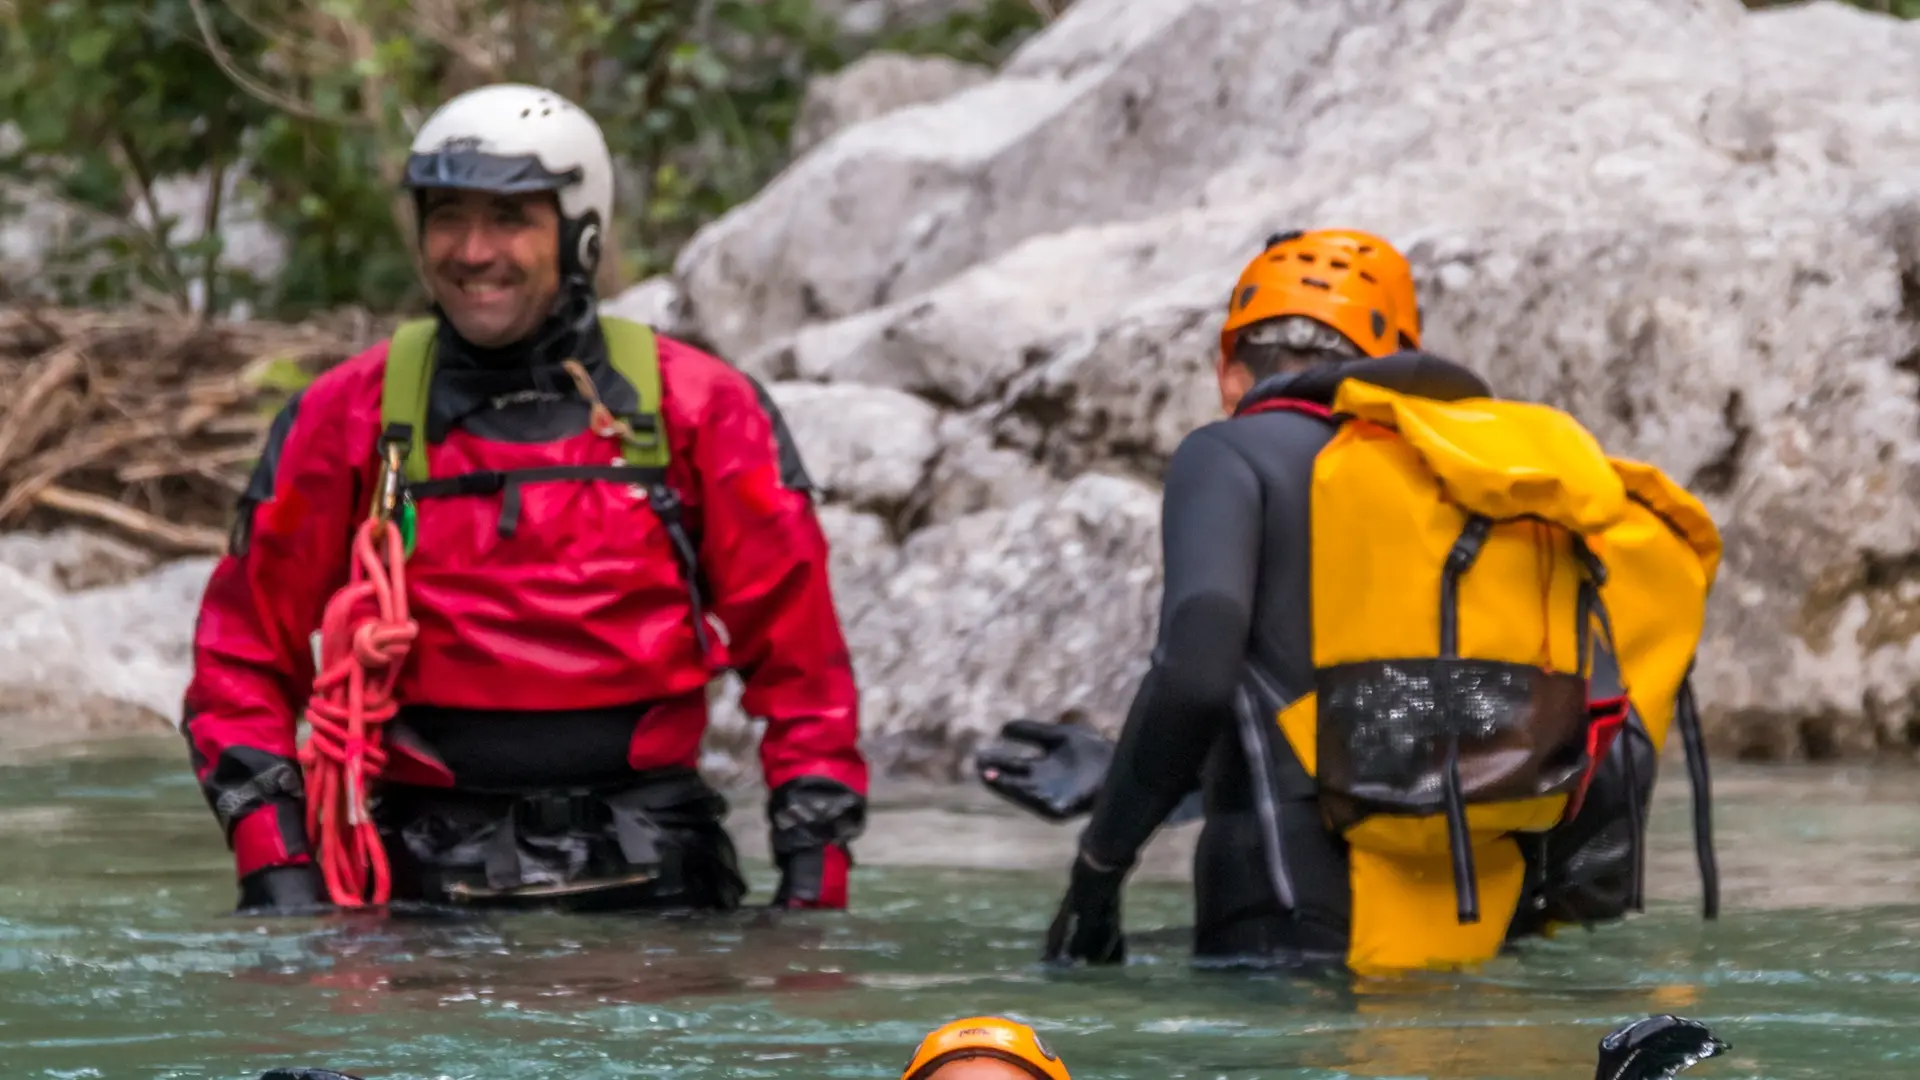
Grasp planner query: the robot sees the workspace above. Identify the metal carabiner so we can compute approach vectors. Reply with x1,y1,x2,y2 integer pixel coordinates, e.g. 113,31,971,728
376,438,406,527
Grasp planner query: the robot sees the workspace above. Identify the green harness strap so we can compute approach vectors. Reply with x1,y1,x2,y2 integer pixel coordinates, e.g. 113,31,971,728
373,315,671,550
378,315,669,476
597,316,669,470
381,318,439,487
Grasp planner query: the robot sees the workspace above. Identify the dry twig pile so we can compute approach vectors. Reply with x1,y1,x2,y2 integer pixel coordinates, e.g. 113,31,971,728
0,305,393,554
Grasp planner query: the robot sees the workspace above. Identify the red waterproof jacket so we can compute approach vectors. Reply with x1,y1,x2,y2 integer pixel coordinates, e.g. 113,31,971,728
183,325,867,881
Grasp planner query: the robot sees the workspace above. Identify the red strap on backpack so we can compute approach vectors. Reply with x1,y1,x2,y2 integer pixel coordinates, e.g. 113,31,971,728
1565,694,1631,820
1236,397,1333,421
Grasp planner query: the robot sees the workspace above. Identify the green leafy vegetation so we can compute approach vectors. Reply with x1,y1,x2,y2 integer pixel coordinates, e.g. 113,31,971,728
0,0,1050,318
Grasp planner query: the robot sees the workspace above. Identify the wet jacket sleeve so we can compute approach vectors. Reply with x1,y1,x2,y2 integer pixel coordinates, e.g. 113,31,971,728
1081,428,1261,868
181,380,367,882
693,374,869,798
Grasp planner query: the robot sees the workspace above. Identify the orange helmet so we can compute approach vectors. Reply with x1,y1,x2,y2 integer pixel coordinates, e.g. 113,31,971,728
1219,229,1404,370
1308,228,1420,348
901,1017,1071,1080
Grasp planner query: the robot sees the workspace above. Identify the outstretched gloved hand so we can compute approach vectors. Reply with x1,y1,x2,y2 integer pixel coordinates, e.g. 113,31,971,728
975,719,1116,822
1043,847,1128,965
235,864,334,917
977,718,1204,827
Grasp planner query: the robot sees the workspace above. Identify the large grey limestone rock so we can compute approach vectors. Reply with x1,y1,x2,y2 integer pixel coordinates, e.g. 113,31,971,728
844,471,1161,775
672,0,1920,766
792,52,995,157
600,275,697,341
701,474,1156,782
763,382,943,523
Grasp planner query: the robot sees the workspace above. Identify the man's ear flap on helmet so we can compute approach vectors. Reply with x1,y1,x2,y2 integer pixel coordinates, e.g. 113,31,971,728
564,209,603,280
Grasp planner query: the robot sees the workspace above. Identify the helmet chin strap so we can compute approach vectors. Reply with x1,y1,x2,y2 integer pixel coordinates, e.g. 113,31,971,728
551,207,603,336
552,271,600,345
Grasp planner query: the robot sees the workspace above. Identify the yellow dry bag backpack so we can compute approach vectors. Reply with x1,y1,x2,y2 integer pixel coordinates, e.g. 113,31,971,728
1256,378,1722,974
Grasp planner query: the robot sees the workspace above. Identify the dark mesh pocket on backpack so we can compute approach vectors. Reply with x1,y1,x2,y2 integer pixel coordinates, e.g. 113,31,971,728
1316,658,1589,831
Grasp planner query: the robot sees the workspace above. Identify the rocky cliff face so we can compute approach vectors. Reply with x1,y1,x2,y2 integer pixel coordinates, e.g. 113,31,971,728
683,0,1920,771
7,0,1920,776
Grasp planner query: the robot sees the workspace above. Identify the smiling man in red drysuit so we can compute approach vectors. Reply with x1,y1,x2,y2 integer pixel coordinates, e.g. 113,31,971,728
181,83,868,916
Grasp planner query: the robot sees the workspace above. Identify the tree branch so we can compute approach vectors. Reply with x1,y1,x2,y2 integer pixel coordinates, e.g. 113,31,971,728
199,156,227,322
113,135,191,314
408,0,504,85
33,484,228,554
324,11,418,267
186,0,366,124
196,0,352,69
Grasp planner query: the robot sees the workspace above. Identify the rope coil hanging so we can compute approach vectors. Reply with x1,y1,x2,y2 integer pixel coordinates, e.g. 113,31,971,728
297,447,418,908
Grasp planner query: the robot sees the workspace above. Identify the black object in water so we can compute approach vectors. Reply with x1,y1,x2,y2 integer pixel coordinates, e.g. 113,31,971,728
258,1071,364,1080
1595,1015,1729,1080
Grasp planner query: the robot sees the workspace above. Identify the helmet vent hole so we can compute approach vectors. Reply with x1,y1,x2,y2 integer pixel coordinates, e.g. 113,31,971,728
1303,277,1331,290
1358,270,1376,283
1237,285,1258,309
521,108,532,117
1299,253,1316,263
1330,259,1350,270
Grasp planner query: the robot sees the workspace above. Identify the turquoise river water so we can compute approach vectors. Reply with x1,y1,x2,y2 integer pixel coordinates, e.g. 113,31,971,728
3,735,1919,1080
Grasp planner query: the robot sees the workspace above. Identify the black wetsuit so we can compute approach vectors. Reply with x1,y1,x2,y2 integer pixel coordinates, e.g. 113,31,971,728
1079,352,1655,962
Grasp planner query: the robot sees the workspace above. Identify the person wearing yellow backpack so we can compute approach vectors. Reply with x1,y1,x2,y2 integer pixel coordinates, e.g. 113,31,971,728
991,230,1721,973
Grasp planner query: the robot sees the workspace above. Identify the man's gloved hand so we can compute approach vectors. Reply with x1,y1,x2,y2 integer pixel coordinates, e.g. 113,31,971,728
772,842,852,909
235,864,333,916
768,777,866,911
1043,847,1129,965
977,718,1205,827
975,719,1116,822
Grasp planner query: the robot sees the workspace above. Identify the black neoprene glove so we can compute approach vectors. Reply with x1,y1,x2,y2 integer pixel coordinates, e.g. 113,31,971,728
235,864,333,916
1593,1015,1729,1080
1043,847,1129,965
768,777,867,909
976,718,1205,827
976,719,1115,821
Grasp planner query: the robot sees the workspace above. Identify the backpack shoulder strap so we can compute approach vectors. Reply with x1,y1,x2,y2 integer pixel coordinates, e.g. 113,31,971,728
381,318,438,485
598,316,669,471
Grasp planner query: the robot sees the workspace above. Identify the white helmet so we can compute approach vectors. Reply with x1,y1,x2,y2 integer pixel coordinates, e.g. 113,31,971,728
404,83,614,281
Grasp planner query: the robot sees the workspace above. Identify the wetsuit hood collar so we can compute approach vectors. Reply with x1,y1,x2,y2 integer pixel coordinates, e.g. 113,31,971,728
423,276,610,442
1233,350,1494,416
